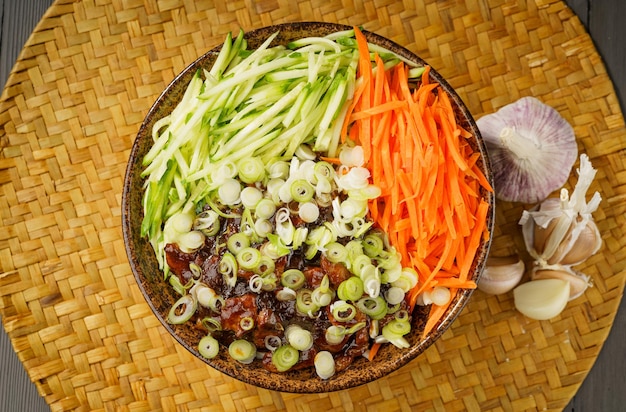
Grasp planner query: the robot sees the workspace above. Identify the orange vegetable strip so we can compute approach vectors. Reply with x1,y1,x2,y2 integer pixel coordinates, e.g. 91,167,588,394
458,199,490,282
422,289,457,336
319,156,342,164
350,100,407,121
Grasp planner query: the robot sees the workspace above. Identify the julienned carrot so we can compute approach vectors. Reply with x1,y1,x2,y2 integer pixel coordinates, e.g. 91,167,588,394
347,26,492,342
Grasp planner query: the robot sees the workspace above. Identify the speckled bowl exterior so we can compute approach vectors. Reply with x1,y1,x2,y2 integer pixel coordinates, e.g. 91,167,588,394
122,22,495,393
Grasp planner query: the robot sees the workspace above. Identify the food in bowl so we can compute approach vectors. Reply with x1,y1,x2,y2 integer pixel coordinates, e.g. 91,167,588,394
124,22,493,391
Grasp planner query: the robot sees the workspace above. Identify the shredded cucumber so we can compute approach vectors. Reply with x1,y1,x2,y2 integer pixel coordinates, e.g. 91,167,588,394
140,28,424,277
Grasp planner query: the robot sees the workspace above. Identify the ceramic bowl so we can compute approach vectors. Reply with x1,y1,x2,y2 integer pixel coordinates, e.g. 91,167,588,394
122,22,494,393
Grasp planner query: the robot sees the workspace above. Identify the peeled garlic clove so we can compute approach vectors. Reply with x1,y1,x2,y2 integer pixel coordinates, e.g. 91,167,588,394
477,255,525,295
531,266,592,301
513,279,570,320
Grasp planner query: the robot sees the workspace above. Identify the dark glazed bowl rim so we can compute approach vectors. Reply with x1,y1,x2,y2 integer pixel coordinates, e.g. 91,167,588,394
122,22,495,393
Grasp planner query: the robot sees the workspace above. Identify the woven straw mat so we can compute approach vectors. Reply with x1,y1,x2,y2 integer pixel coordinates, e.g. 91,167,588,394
1,0,625,411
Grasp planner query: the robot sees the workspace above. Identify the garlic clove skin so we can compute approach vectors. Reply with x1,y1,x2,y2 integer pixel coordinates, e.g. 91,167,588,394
556,219,602,266
520,154,602,266
531,265,593,301
477,255,525,295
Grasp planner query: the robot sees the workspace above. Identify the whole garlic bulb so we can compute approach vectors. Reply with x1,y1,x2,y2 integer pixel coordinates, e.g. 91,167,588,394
520,154,602,266
476,96,577,203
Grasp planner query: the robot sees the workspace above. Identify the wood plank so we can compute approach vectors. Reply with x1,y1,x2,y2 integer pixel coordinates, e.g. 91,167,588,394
1,2,55,411
564,0,626,411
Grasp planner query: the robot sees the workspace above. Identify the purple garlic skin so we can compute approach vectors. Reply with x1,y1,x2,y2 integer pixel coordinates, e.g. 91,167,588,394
477,96,577,204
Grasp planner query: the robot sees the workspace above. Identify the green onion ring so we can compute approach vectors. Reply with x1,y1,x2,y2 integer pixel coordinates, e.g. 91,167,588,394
272,344,299,372
167,294,197,324
237,247,262,270
281,269,305,290
198,335,220,359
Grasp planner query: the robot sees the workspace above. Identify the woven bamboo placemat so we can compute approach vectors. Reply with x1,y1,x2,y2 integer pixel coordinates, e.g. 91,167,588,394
1,0,624,410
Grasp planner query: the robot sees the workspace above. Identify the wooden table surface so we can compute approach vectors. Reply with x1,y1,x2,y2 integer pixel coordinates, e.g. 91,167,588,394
1,0,624,411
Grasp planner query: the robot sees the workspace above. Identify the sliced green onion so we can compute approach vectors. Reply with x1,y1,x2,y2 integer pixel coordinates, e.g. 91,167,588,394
227,232,250,255
218,178,241,205
263,233,291,258
255,198,277,220
196,285,223,312
290,179,315,203
295,143,316,160
189,262,202,279
339,198,366,220
260,272,278,291
325,325,346,345
315,351,335,379
272,344,299,372
213,161,238,183
178,231,206,252
276,287,297,301
384,319,411,336
281,269,305,290
347,184,382,201
337,276,364,301
356,296,388,320
275,207,295,245
324,242,348,263
240,186,264,209
228,339,256,364
351,254,371,277
249,275,264,293
194,209,221,236
298,201,320,223
311,287,333,307
313,161,335,180
285,324,313,351
254,255,275,276
167,294,197,324
377,249,401,271
430,286,452,306
264,335,282,351
292,227,308,250
391,267,419,292
330,300,357,322
201,317,222,333
198,335,220,359
384,287,405,306
315,176,333,195
239,316,255,331
345,239,364,261
267,160,290,179
253,218,273,238
237,156,265,183
296,289,319,317
219,252,238,287
168,275,187,296
362,233,385,257
381,265,402,284
236,247,261,270
266,178,285,204
336,166,370,191
360,263,381,298
338,145,364,167
306,226,335,251
170,211,194,233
